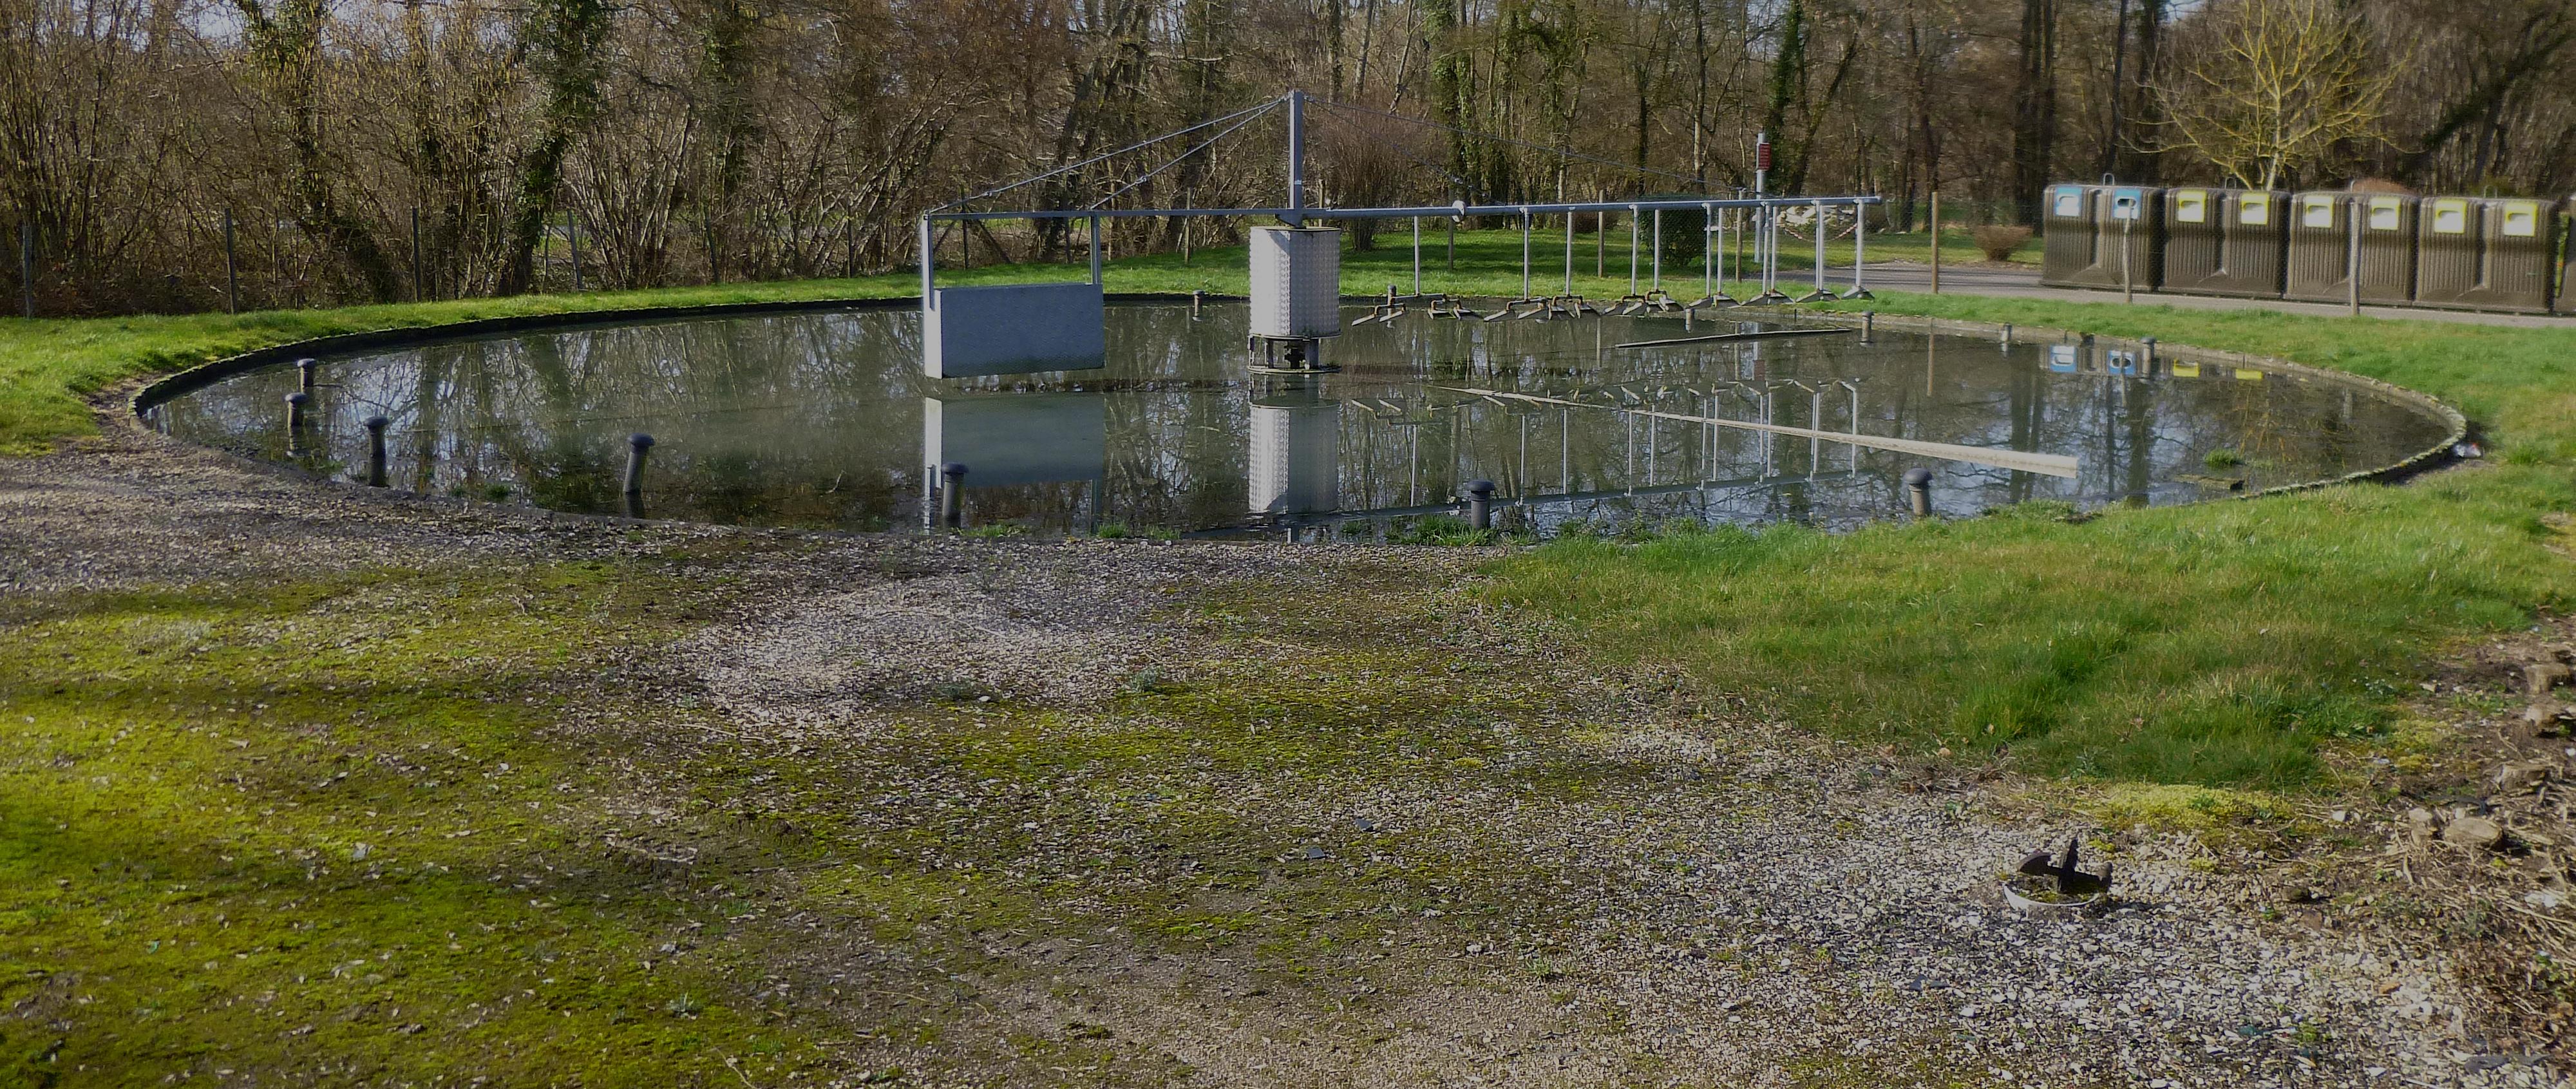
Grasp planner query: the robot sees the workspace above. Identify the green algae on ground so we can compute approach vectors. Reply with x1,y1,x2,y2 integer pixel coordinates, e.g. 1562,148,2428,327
0,563,844,1084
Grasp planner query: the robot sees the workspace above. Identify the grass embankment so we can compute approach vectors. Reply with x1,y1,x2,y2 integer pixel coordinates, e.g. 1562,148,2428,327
1497,298,2576,787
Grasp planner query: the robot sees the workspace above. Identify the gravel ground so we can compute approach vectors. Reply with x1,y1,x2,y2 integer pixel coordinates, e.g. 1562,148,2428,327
1,409,2561,1088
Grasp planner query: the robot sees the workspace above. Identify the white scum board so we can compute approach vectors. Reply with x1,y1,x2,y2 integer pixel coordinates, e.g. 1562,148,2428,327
922,281,1109,378
1445,388,2082,479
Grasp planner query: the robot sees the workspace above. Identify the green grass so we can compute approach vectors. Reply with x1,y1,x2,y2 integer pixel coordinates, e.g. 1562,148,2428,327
6,241,2573,790
1500,294,2576,787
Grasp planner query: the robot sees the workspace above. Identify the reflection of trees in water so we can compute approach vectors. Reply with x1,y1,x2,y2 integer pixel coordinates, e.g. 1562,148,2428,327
152,306,2454,534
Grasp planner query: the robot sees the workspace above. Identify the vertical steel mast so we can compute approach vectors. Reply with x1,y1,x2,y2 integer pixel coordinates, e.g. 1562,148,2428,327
1285,90,1306,227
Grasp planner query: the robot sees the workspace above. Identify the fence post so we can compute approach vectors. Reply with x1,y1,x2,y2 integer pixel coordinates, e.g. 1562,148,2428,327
1929,192,1942,295
17,220,31,319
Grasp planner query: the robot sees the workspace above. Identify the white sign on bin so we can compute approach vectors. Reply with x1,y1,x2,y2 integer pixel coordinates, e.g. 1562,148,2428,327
1249,226,1344,340
922,281,1108,378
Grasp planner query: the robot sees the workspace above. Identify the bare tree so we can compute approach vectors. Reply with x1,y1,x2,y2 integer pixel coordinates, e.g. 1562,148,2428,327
2155,0,2399,189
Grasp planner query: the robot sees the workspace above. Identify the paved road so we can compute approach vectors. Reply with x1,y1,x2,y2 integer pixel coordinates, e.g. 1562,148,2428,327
1833,261,2576,330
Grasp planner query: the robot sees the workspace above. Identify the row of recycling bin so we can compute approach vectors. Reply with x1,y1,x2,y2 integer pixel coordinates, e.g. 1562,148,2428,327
2039,184,2573,314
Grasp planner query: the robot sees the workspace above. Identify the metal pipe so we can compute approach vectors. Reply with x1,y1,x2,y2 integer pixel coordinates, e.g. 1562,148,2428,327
1088,214,1103,285
1286,91,1305,227
623,433,654,496
2345,195,2362,316
1412,216,1422,295
1651,209,1663,291
1628,205,1640,294
1564,212,1575,296
1850,202,1871,298
1703,202,1715,298
1464,479,1495,530
1905,466,1932,518
1861,310,1874,344
1812,199,1828,298
283,391,309,438
1929,192,1941,294
917,215,934,302
296,357,317,392
927,195,1883,223
1520,209,1532,298
939,462,967,528
363,415,389,487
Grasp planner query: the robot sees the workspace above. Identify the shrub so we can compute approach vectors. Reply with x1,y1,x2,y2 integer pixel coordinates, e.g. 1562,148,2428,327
1973,225,2034,261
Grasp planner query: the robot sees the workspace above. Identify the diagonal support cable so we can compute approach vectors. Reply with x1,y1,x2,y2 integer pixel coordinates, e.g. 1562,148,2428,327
1090,101,1280,209
935,97,1284,213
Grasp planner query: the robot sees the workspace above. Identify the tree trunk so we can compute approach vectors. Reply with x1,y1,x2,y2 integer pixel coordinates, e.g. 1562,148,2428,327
2010,0,2058,225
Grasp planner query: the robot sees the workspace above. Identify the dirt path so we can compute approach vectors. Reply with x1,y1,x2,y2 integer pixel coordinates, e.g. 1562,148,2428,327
0,410,2552,1088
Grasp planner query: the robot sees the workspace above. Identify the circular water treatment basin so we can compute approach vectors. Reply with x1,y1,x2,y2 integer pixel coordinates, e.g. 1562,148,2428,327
144,302,2456,539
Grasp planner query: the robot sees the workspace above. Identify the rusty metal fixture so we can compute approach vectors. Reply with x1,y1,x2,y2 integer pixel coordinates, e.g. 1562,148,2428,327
2016,837,2113,898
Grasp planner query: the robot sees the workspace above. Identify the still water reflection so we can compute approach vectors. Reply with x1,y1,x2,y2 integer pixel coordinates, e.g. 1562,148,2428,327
147,303,2451,537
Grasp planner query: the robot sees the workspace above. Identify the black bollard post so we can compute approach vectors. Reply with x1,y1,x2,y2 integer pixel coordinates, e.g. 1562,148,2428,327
1191,289,1203,319
1904,467,1932,519
363,415,389,487
296,357,317,392
1999,323,2013,350
2141,336,2158,371
1464,479,1495,531
939,462,967,529
283,391,310,453
623,433,654,497
1861,310,1875,345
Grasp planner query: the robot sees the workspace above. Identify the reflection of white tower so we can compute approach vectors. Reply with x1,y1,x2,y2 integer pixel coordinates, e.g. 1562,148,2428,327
1248,375,1339,516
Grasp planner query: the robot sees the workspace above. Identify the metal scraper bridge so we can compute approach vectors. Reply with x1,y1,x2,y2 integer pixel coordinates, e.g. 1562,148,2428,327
915,90,1888,357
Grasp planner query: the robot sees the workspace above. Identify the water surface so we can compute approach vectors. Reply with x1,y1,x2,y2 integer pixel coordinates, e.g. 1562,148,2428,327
147,303,2450,538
